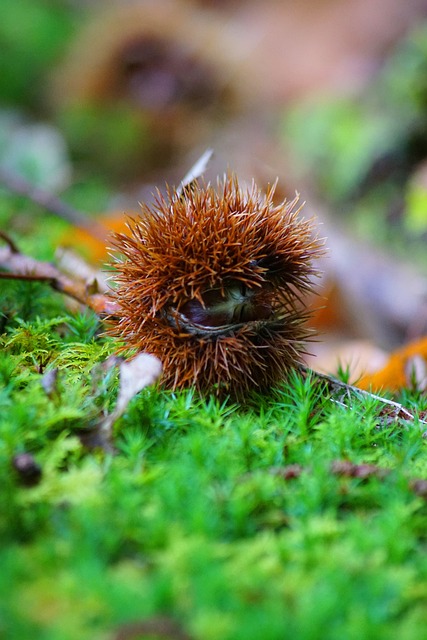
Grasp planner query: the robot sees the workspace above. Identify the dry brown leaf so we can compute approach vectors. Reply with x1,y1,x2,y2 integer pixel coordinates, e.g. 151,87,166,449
96,353,163,443
115,353,163,416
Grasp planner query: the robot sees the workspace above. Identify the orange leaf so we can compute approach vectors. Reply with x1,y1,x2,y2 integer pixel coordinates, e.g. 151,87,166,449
62,213,132,263
358,336,427,392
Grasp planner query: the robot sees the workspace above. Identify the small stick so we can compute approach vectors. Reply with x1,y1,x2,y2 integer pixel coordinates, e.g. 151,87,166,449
0,230,20,253
0,167,107,241
300,365,426,426
0,238,118,316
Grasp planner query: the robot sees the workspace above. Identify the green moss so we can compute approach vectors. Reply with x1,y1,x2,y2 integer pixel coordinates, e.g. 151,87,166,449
1,296,427,638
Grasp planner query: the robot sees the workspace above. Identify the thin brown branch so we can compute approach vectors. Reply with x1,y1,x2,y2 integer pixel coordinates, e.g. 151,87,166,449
300,365,426,427
0,272,55,282
0,167,107,241
0,242,118,316
0,231,20,253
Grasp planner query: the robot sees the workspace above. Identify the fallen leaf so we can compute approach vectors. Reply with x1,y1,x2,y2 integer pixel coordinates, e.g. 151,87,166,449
95,353,163,448
115,353,163,416
41,368,59,398
358,335,427,392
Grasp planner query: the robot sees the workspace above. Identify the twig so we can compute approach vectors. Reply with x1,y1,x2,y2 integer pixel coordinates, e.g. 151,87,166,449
0,167,107,241
300,365,426,427
0,230,20,253
0,236,118,316
0,272,55,282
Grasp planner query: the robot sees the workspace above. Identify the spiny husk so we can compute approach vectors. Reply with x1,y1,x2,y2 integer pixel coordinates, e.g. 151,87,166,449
109,174,324,398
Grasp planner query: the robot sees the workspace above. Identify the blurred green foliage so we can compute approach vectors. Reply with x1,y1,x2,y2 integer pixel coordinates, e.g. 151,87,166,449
284,99,396,201
0,0,153,184
283,24,427,244
58,103,152,180
0,0,78,111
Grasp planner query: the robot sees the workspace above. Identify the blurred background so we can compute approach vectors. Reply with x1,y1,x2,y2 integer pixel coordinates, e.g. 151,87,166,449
3,0,427,385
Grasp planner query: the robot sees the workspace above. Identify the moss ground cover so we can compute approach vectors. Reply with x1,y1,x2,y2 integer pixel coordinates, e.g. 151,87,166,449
1,280,427,639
